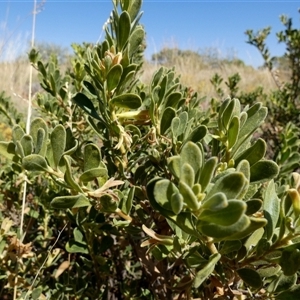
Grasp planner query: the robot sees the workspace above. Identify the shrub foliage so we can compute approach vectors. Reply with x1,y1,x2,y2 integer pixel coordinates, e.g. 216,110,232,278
1,1,300,299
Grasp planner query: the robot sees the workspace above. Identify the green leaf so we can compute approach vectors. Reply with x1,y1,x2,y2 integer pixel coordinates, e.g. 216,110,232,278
125,186,135,215
107,64,123,92
221,98,240,130
193,253,221,288
199,200,246,226
273,273,297,294
178,111,188,136
127,0,142,21
51,125,66,170
199,157,218,192
73,228,86,244
206,172,247,201
30,118,48,156
179,181,200,211
236,159,250,181
79,168,107,183
34,128,46,155
218,98,231,131
154,179,179,211
220,240,242,254
173,212,198,236
63,155,83,193
245,199,262,215
83,143,101,172
170,193,184,215
165,92,182,109
227,116,240,149
160,107,176,135
250,160,279,183
100,194,118,212
237,268,262,289
180,163,195,187
0,141,16,160
202,192,228,211
185,125,207,144
20,135,33,156
72,93,101,120
256,265,281,278
110,93,142,109
197,215,250,240
186,251,207,268
31,286,43,300
233,105,267,153
22,154,50,172
151,67,164,91
12,125,25,143
66,239,89,254
226,217,267,240
180,141,203,179
280,249,300,276
263,180,280,240
244,227,264,251
128,26,145,58
51,194,90,209
148,178,197,236
15,141,24,158
234,138,266,166
168,156,181,179
277,287,300,300
118,11,131,50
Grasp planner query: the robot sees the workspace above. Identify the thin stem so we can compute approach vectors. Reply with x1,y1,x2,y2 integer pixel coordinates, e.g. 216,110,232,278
206,237,218,254
20,0,37,241
17,1,37,299
24,223,68,300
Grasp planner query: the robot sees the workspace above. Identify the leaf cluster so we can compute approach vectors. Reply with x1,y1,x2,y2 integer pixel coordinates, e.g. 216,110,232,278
1,1,300,299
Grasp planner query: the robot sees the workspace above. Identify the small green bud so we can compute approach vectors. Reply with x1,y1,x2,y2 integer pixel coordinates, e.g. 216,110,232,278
192,183,202,195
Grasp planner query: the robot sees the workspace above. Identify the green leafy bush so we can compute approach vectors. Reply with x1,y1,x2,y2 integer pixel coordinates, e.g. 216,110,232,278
1,1,300,299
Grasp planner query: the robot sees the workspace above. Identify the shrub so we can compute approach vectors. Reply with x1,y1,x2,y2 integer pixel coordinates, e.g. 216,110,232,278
1,1,300,299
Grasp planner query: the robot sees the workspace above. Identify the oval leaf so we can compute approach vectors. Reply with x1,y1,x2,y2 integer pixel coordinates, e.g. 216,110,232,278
107,64,123,92
197,215,250,240
22,154,50,172
160,107,175,135
79,167,107,182
194,253,221,288
154,179,179,211
110,93,142,109
237,268,262,289
51,194,90,209
250,160,279,184
199,200,246,226
51,124,66,170
72,93,101,120
118,11,131,50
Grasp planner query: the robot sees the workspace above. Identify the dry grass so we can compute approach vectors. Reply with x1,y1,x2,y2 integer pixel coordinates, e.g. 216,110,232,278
0,27,33,114
0,40,288,116
141,50,280,104
0,59,32,114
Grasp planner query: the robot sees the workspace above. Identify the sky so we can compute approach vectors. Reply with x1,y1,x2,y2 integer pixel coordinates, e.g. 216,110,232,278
0,0,300,67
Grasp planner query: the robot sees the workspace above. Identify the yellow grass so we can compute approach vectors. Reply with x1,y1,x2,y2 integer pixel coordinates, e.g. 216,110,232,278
0,39,287,116
141,51,279,103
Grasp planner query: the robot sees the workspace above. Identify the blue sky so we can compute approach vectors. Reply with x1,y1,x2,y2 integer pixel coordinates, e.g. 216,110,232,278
0,0,299,67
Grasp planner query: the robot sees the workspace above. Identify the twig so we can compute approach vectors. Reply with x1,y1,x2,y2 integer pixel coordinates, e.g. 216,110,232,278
16,1,38,299
23,222,68,300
